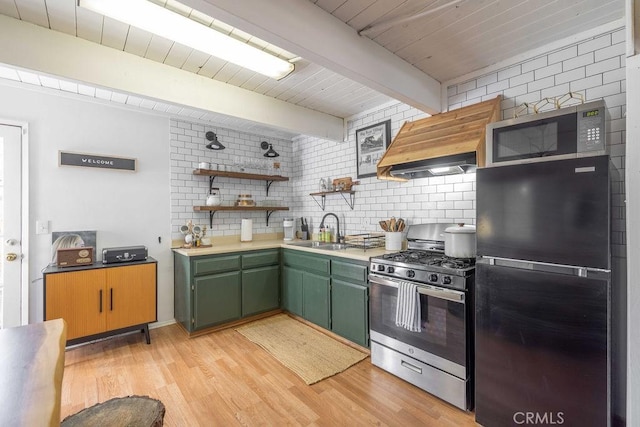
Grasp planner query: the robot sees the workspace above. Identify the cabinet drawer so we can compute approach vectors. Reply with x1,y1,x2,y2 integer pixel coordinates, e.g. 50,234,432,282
242,250,279,269
283,250,330,275
193,254,241,276
332,260,368,284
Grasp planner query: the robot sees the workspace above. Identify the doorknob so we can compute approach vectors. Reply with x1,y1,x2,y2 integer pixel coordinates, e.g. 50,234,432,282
5,239,18,246
6,253,18,261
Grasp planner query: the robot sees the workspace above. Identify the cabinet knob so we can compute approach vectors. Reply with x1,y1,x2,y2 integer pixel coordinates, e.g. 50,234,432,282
6,253,18,262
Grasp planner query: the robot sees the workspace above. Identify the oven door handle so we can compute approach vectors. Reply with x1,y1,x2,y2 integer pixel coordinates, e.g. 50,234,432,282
369,274,465,303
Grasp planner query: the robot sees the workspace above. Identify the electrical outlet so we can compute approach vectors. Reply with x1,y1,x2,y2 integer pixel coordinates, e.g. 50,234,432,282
36,220,49,235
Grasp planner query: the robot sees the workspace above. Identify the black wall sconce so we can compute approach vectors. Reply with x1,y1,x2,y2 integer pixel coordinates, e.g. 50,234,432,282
205,131,225,150
261,141,279,157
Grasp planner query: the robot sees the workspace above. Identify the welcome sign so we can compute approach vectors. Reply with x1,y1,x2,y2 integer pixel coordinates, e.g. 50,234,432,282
59,151,137,171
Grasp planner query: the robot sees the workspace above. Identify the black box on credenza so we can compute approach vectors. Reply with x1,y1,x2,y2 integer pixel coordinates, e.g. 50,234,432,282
102,246,148,264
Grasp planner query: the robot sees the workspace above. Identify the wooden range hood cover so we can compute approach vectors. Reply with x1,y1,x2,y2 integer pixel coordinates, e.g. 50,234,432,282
377,96,502,181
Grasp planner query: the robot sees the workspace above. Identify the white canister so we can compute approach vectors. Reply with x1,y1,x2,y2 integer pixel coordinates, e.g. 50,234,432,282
444,224,476,258
385,232,403,251
198,161,210,169
241,219,253,242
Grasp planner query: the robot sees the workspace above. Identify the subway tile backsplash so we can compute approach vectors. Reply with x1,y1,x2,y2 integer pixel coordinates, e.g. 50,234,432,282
170,121,293,239
170,25,625,260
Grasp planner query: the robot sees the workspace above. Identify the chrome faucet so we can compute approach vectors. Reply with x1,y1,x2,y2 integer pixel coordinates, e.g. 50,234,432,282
320,212,342,243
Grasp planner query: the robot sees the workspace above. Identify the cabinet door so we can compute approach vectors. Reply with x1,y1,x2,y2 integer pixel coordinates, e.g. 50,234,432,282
45,270,106,340
242,265,280,316
282,266,303,316
194,271,241,329
331,279,369,347
303,272,330,329
106,263,157,331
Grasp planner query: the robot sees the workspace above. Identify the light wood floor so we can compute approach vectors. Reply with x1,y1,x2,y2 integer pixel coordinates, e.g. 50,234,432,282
60,319,479,426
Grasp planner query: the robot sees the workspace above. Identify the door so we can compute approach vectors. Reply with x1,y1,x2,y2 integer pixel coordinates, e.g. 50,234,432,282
106,263,157,330
193,271,241,329
476,155,610,268
475,262,609,427
302,272,330,329
331,279,368,347
282,266,303,316
0,123,27,328
45,269,107,340
369,275,468,376
242,265,279,316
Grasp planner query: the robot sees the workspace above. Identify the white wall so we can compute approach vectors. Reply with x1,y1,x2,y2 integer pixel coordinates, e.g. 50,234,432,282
0,82,173,325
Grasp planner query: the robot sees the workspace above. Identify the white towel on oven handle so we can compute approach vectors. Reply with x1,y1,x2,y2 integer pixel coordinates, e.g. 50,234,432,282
395,281,421,332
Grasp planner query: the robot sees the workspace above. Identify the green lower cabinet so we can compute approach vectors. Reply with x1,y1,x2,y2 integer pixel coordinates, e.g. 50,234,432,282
174,249,281,333
302,272,331,329
242,265,280,316
282,266,303,316
331,278,369,347
194,271,241,329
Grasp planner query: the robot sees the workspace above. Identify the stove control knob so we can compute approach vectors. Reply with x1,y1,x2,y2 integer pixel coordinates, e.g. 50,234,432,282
377,264,385,272
443,276,452,285
429,274,438,282
407,270,416,278
387,266,395,274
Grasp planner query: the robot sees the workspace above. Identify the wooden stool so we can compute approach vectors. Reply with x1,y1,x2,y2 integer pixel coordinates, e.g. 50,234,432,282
61,396,165,427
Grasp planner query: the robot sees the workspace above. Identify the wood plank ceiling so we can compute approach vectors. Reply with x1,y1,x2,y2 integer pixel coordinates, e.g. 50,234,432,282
0,0,626,139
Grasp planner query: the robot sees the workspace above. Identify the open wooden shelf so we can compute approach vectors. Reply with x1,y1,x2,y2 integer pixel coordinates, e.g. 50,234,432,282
193,205,289,227
194,169,288,196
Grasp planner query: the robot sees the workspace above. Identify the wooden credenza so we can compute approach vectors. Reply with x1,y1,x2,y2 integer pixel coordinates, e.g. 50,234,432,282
43,258,157,345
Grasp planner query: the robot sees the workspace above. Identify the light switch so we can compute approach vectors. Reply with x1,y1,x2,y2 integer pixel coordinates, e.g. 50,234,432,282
36,220,49,235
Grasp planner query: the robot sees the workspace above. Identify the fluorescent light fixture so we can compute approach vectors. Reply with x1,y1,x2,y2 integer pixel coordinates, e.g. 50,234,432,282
429,166,455,174
78,0,295,80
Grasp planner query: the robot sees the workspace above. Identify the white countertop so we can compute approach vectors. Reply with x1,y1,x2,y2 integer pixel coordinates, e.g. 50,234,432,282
173,239,390,262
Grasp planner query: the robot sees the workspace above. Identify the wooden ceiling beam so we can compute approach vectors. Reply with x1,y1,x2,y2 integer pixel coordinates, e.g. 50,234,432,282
180,0,443,114
0,15,345,141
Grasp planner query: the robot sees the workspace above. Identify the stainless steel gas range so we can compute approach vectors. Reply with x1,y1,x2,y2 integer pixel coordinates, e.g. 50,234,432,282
368,223,475,411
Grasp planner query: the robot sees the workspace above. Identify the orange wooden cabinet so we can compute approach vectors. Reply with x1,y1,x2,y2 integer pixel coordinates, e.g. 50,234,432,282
44,260,157,345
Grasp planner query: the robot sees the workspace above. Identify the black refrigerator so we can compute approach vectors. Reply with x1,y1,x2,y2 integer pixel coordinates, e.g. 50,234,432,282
475,155,611,427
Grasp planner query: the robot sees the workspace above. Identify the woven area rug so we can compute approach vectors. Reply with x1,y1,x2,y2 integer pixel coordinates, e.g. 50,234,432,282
235,314,368,385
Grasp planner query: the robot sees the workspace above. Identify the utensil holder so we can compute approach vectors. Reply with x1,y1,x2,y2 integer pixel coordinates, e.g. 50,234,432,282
385,232,403,251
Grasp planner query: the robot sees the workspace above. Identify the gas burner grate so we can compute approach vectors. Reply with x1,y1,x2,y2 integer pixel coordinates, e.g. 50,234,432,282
432,256,476,269
381,251,475,269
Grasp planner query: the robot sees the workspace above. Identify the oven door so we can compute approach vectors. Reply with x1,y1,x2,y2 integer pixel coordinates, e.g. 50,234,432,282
369,273,468,378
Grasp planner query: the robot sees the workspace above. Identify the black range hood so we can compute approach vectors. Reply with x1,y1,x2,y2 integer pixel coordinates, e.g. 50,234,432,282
389,152,477,180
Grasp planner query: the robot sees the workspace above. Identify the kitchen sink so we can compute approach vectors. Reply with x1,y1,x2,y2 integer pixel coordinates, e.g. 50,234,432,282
284,241,348,251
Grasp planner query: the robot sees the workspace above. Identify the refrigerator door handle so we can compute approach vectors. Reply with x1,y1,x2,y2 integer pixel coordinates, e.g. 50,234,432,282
478,256,610,278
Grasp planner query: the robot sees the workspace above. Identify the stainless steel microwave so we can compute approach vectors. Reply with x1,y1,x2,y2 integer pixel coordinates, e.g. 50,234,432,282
485,99,607,166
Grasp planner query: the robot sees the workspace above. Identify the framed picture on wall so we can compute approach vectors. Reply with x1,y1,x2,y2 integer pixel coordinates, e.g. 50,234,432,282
51,230,96,265
356,119,391,178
